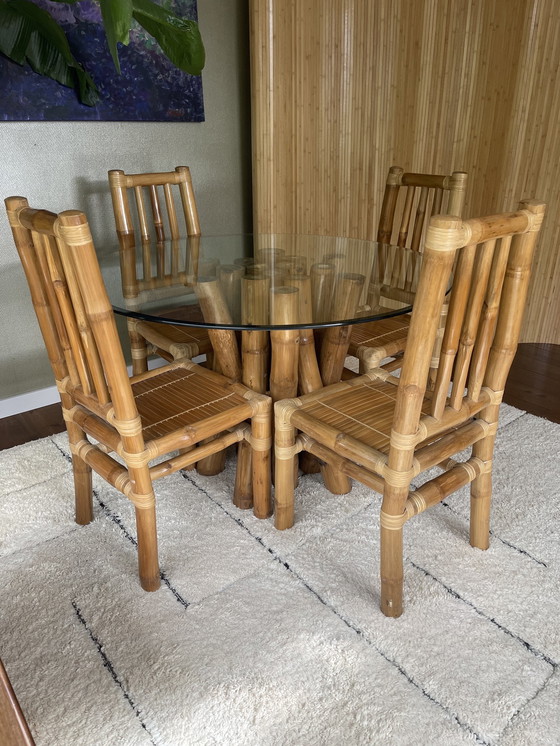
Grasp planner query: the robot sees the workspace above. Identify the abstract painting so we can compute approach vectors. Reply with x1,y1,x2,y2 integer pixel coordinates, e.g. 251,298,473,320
0,0,204,122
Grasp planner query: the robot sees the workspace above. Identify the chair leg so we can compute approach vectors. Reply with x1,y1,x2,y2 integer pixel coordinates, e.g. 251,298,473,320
196,447,227,476
128,320,149,375
65,420,94,524
135,503,161,591
252,405,272,520
72,453,94,525
196,350,236,476
299,451,320,474
380,484,407,617
274,405,295,529
298,329,322,476
470,470,492,549
379,522,404,618
321,464,352,494
319,324,354,494
233,440,253,510
470,422,499,549
470,430,496,550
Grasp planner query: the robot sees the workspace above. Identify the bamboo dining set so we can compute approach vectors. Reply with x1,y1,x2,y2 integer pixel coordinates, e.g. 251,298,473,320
5,164,546,617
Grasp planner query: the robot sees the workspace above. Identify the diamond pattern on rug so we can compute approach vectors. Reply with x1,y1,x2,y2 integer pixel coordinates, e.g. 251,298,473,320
0,407,557,746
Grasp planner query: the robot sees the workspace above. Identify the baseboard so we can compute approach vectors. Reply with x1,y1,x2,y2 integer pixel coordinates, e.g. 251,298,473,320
0,385,60,419
0,356,204,418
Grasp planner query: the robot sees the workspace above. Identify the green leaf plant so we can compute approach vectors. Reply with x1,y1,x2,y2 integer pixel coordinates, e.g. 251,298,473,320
0,0,205,106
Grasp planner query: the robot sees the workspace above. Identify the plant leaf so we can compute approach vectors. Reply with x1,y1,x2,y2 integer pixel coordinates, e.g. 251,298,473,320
0,0,99,105
131,0,205,76
99,0,133,74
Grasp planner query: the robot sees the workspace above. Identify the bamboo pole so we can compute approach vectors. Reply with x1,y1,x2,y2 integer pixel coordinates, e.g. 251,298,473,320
270,286,300,402
241,274,271,393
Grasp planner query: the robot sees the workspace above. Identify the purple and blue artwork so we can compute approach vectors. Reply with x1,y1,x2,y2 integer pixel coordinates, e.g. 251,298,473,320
0,0,204,122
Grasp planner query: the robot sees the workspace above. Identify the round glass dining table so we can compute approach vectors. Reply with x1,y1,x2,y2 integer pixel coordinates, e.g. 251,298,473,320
98,233,419,395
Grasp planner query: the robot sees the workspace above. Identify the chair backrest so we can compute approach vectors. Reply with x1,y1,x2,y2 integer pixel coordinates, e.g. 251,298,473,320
108,166,201,247
388,200,545,452
377,166,468,250
5,196,140,429
108,167,201,300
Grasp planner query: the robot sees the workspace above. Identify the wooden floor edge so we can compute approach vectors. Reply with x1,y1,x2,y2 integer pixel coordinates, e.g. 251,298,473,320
0,659,35,745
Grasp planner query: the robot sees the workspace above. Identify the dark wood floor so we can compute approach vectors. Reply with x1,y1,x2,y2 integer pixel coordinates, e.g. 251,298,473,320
1,343,559,451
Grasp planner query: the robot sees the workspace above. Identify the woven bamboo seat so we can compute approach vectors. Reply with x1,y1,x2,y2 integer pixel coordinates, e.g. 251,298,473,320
108,166,214,374
6,197,272,592
295,378,433,453
274,200,545,617
130,366,255,440
347,166,468,373
133,321,212,362
348,316,412,370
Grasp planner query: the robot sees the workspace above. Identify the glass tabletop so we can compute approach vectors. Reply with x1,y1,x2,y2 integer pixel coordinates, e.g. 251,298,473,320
98,233,421,331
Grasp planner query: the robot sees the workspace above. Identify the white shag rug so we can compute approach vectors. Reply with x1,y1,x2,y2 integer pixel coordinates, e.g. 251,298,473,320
1,403,559,746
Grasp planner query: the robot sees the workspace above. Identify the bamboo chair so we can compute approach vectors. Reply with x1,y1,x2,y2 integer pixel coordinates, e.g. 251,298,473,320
108,166,214,375
348,166,468,373
274,200,545,617
6,197,272,592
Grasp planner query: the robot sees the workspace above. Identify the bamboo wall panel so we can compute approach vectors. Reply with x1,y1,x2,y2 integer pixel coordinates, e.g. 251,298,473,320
250,0,560,343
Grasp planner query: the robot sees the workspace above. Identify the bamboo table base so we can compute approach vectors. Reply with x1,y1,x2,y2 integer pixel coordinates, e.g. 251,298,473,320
99,234,420,525
195,274,364,505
